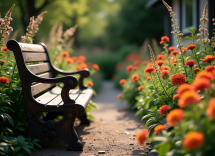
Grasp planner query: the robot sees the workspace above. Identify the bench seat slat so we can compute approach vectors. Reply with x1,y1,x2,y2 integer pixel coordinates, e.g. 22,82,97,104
75,89,93,108
27,63,51,74
31,83,55,96
23,53,48,63
19,43,45,52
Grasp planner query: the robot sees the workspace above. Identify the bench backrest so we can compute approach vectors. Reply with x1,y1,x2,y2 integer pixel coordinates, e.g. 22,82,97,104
7,40,56,97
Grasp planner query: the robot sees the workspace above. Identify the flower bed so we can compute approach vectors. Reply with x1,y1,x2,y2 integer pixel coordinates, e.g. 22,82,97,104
119,1,215,155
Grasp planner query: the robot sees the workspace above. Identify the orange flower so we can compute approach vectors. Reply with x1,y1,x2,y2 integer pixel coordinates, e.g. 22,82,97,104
187,44,197,51
205,65,215,73
168,46,176,51
171,73,186,85
192,78,211,91
163,66,170,70
0,77,9,83
153,125,167,134
132,74,139,83
206,98,215,120
162,70,170,76
134,60,141,66
72,56,78,61
127,65,133,73
156,60,164,66
136,129,149,145
144,67,155,74
142,61,148,65
185,60,196,67
173,94,179,100
116,63,122,70
166,109,184,126
180,47,187,53
176,84,194,96
171,51,179,56
172,60,177,66
200,55,215,63
133,66,138,71
157,54,167,60
78,56,86,62
147,62,153,67
146,76,151,81
193,68,201,74
56,57,61,61
76,66,81,70
159,105,170,117
117,93,122,99
161,36,170,42
61,51,69,57
87,81,94,86
196,71,213,80
214,42,215,46
80,63,87,69
0,59,5,65
183,132,204,150
92,64,99,71
65,58,74,64
138,86,144,91
160,40,164,44
119,79,127,85
1,46,9,51
178,90,201,108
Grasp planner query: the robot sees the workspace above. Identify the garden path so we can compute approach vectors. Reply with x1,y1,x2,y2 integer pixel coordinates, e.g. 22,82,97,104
32,81,157,156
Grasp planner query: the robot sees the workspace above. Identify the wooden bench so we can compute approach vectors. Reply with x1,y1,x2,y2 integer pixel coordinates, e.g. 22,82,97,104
6,39,93,151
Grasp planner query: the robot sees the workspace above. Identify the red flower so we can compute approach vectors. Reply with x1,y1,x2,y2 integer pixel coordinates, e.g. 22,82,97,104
61,51,69,57
185,60,196,67
76,66,81,70
1,46,9,51
136,129,149,145
92,64,99,71
160,40,164,44
119,79,127,85
78,56,86,62
153,125,167,134
161,36,170,42
172,60,177,66
166,109,184,126
196,71,214,80
171,51,179,56
146,76,151,81
127,65,133,73
156,60,164,66
168,46,176,51
0,77,9,83
159,105,170,117
144,67,155,74
187,44,197,51
200,55,215,63
134,60,141,66
138,86,144,91
157,54,167,60
117,93,122,99
162,70,170,76
80,63,87,69
163,66,170,70
205,65,215,73
87,81,94,86
171,73,186,85
132,74,139,83
0,59,5,65
180,47,187,53
183,132,204,151
194,68,201,74
173,94,179,100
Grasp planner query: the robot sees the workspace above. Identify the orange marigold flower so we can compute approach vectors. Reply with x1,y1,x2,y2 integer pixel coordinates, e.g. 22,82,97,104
171,51,179,56
119,79,127,85
173,94,179,100
161,36,170,42
153,125,167,134
72,56,78,61
1,46,9,51
144,67,155,74
92,64,99,71
200,55,215,63
134,60,141,66
178,90,201,108
61,51,69,57
78,55,86,62
87,81,94,86
194,68,201,74
136,129,149,145
183,132,204,151
171,73,186,85
127,65,133,73
168,46,176,51
117,93,122,99
205,65,215,73
138,86,144,91
81,63,87,69
0,59,5,65
166,109,184,126
206,98,215,120
162,70,170,76
180,47,187,53
214,42,215,46
56,57,61,61
132,74,139,83
157,54,167,60
160,40,164,44
147,62,153,67
142,61,148,65
192,78,211,91
157,60,164,66
146,76,151,81
133,66,138,71
65,58,74,64
176,84,194,96
163,66,170,70
185,60,196,67
172,60,177,66
196,71,213,80
187,44,197,51
0,77,9,83
76,66,81,70
159,105,170,117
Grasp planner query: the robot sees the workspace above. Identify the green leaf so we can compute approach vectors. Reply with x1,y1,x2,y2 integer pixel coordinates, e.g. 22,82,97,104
34,142,42,148
143,117,157,128
153,136,168,142
158,144,171,156
22,146,32,155
141,114,154,121
5,114,14,127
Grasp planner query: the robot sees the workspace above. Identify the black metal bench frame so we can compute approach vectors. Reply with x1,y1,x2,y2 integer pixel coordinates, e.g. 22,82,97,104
7,39,93,151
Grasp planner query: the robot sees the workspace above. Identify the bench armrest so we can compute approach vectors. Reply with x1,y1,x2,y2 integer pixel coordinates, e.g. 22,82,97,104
30,74,78,104
52,66,90,89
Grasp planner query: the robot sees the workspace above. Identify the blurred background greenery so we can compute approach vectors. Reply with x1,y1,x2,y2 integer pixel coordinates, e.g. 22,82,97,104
1,0,164,90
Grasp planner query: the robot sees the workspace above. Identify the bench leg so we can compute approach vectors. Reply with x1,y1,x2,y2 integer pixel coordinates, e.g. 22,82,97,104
78,112,90,125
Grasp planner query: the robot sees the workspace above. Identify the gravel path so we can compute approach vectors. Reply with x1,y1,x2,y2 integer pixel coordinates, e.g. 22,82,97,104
32,81,157,156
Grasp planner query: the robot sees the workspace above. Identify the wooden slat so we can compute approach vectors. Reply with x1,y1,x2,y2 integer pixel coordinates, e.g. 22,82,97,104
27,63,51,74
35,86,61,104
23,53,48,63
46,95,63,106
31,72,53,85
31,83,55,96
19,43,45,52
75,89,93,108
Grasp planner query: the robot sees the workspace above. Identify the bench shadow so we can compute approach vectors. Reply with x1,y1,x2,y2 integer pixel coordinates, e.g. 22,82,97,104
132,150,157,156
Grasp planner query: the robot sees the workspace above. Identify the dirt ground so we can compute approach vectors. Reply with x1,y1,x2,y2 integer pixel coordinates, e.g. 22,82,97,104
32,81,157,156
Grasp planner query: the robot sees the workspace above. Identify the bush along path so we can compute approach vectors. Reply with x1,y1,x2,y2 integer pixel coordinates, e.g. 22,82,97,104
32,81,157,156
